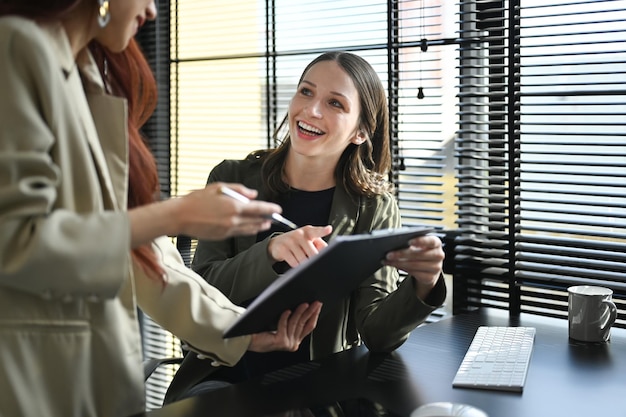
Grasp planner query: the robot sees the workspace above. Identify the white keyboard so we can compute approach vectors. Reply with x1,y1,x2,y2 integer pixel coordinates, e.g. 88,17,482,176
452,326,535,393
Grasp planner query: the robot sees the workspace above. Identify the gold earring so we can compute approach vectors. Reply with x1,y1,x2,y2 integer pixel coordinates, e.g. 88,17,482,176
98,0,111,28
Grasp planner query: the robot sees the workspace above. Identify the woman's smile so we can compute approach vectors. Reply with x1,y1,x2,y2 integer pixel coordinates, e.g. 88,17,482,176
296,120,325,140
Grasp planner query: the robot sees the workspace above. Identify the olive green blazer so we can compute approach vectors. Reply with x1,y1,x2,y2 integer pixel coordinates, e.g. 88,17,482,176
192,153,447,359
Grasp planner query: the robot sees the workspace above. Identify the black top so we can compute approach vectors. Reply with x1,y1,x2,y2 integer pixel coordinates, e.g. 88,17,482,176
257,186,335,240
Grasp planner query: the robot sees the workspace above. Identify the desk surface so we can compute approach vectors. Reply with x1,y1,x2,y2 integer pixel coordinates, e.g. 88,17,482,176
145,309,626,417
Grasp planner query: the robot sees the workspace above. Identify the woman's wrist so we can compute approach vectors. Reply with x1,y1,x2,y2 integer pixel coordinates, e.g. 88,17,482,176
128,198,184,248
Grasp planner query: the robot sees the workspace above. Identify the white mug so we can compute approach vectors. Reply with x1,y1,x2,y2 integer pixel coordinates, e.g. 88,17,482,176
568,285,617,342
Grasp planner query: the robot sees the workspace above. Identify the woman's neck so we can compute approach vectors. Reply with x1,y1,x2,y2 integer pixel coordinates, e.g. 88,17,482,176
60,2,96,58
284,153,337,192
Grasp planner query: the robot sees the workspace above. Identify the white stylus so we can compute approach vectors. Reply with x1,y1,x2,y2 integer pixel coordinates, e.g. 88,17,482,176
219,185,298,230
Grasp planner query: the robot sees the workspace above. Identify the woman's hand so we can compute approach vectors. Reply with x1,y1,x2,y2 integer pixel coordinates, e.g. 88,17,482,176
267,225,333,267
177,182,283,240
130,182,284,247
248,301,323,353
383,234,445,300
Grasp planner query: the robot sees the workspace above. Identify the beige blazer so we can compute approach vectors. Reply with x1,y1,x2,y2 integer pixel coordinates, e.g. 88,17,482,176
0,17,250,417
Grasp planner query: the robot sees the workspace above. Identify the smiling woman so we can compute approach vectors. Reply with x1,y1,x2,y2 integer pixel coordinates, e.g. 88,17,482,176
267,51,392,200
170,51,446,403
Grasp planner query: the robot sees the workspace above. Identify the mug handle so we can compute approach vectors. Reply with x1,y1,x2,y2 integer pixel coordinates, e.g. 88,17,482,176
600,299,618,339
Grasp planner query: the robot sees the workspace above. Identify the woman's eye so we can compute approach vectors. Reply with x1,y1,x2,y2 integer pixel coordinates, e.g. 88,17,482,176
330,99,343,109
300,87,312,96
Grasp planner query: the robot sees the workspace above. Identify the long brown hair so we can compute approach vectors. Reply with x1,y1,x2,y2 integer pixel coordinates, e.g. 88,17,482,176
262,51,392,200
1,0,165,281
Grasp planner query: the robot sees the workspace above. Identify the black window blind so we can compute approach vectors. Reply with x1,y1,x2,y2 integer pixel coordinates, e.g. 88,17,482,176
454,0,626,326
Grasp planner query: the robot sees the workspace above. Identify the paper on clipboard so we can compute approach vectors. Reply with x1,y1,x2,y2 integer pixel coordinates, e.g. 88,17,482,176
223,226,434,338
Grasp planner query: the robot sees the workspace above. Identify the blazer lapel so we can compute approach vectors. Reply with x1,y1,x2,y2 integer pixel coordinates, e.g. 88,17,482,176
76,48,128,210
328,186,360,238
86,94,129,210
233,168,268,251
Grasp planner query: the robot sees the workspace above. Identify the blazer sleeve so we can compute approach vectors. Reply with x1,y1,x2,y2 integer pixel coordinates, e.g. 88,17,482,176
351,192,447,352
0,19,128,300
135,236,251,366
191,160,280,306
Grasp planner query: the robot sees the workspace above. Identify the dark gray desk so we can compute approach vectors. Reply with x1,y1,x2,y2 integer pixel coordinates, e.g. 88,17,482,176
144,309,626,417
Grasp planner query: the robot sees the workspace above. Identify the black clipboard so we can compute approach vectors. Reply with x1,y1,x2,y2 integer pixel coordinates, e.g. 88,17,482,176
223,226,434,338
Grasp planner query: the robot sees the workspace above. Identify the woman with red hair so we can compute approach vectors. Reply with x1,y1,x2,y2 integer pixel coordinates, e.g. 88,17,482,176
0,1,321,416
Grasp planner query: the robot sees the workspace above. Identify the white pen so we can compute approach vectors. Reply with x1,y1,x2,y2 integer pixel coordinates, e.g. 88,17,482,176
219,185,298,230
